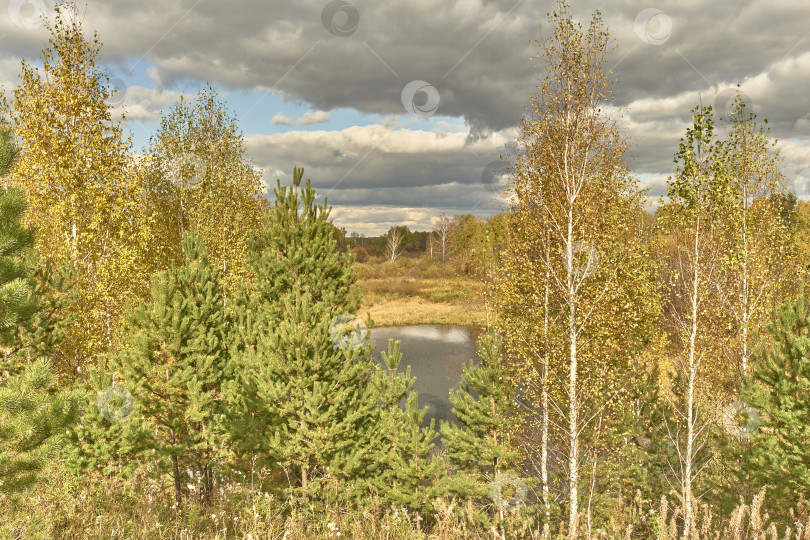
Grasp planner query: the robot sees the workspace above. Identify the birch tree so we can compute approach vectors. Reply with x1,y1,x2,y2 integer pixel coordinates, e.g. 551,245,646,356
385,226,403,262
715,92,798,385
658,105,732,538
494,2,658,536
2,3,153,374
433,214,454,263
134,86,265,295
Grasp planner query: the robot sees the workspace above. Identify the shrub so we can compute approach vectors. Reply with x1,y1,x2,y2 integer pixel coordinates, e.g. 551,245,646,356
352,246,369,263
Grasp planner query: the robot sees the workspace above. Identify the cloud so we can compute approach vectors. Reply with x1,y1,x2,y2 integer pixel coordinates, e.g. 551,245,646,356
246,122,515,232
272,112,293,125
296,110,330,125
272,110,331,126
2,0,809,234
111,86,186,124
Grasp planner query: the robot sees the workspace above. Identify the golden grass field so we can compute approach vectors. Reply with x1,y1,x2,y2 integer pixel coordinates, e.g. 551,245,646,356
353,259,488,328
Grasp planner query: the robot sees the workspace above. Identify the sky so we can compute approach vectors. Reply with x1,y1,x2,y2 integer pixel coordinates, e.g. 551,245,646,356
1,0,809,236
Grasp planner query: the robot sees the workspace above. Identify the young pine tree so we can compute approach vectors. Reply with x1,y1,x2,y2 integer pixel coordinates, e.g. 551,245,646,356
440,331,526,534
0,187,37,346
11,261,77,380
0,123,18,185
112,230,232,508
0,185,79,501
741,284,810,520
0,123,77,381
65,352,151,479
0,358,79,500
225,167,378,511
370,339,447,516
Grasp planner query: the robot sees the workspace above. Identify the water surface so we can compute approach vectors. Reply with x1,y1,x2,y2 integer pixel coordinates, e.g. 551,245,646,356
370,325,482,431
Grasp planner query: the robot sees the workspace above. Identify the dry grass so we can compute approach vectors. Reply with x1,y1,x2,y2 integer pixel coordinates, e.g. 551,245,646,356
0,464,498,540
6,466,809,540
354,258,487,328
358,296,487,328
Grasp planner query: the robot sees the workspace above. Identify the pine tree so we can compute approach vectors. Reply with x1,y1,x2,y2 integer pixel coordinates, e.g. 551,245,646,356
0,358,79,500
741,283,810,519
64,351,152,480
112,230,231,508
0,123,77,380
440,331,525,534
0,184,79,501
384,391,448,514
0,187,37,346
225,167,378,511
241,166,361,315
11,261,77,377
0,123,18,183
370,339,447,515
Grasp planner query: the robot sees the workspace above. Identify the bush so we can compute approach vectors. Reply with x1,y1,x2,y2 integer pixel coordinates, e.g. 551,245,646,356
351,246,369,263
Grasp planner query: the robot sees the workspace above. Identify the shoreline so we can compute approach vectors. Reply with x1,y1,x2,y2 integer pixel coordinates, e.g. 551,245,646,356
357,296,488,329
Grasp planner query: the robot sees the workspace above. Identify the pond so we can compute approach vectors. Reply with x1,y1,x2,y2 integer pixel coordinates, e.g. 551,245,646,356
369,325,483,432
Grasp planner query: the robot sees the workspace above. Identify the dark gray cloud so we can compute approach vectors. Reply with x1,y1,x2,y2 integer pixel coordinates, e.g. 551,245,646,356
1,0,808,235
86,1,810,159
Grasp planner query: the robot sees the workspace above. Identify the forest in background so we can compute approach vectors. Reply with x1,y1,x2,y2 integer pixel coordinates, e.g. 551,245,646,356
3,2,810,539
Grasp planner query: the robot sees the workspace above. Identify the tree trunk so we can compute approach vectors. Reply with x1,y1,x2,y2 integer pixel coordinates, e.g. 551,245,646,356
741,194,750,378
171,428,182,509
566,207,580,540
682,219,700,540
542,234,551,537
